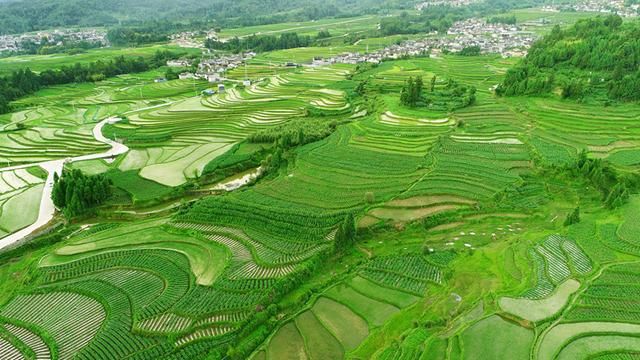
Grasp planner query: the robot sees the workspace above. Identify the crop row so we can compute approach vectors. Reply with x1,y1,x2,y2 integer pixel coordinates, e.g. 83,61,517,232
1,290,106,359
2,323,51,360
64,280,161,360
39,249,192,320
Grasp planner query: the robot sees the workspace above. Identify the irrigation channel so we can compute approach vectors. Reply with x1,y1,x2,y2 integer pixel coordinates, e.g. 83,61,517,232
0,117,129,251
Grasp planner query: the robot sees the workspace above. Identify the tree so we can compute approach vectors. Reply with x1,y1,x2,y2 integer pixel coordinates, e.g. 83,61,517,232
334,213,356,252
355,79,367,96
400,76,424,107
414,76,424,104
605,182,629,208
458,45,481,56
563,207,580,226
364,191,375,204
430,75,437,92
400,77,414,107
343,213,355,243
316,30,331,39
165,68,179,80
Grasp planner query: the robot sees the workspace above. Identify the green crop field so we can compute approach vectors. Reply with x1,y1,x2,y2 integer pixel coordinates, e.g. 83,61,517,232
0,45,200,75
219,15,381,39
1,5,640,360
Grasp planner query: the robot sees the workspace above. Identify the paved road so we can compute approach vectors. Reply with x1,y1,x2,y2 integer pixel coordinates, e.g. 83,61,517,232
0,117,129,251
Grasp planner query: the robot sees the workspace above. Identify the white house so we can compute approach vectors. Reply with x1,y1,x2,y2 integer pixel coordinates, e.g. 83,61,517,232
167,59,192,67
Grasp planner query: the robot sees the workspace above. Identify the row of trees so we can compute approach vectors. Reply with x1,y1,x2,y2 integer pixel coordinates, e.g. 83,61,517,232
205,32,312,53
0,50,180,114
7,39,104,57
497,15,640,102
487,15,517,25
52,170,112,218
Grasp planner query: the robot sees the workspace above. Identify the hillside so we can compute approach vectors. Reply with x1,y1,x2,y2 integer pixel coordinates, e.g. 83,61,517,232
0,0,410,35
497,15,640,102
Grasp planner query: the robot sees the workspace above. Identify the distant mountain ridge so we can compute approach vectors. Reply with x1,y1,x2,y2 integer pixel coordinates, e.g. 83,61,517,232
0,0,410,35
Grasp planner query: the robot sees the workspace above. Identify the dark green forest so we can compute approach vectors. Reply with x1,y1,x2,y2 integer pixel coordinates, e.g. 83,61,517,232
496,15,640,102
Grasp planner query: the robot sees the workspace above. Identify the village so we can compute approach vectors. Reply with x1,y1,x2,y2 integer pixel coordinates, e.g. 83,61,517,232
168,17,535,86
0,28,107,53
170,29,219,49
542,0,639,17
162,51,255,88
415,0,482,10
327,18,535,66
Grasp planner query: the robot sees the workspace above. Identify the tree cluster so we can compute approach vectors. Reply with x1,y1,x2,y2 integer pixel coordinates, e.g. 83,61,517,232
574,151,635,209
52,169,112,218
316,30,331,39
563,207,580,226
6,39,104,57
458,45,481,56
496,15,640,102
400,76,424,107
0,50,180,114
400,75,476,111
487,15,517,25
334,213,356,252
248,117,338,148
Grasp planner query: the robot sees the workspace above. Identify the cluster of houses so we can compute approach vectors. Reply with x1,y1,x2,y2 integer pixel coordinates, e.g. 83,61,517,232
326,18,535,65
161,52,256,86
170,30,218,49
542,0,639,17
0,29,107,53
415,0,481,10
193,52,255,83
443,18,535,54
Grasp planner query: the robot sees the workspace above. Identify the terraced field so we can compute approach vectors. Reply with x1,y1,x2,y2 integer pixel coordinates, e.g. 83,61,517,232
256,253,446,359
0,167,45,237
0,71,200,165
518,99,640,169
117,66,352,186
2,26,640,359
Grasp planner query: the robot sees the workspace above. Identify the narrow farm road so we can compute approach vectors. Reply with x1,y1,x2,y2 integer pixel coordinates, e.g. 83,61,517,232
0,117,129,251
